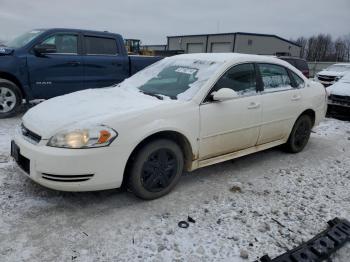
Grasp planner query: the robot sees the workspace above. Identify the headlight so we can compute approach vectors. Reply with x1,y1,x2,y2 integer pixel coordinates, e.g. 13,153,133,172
47,125,117,149
335,76,342,82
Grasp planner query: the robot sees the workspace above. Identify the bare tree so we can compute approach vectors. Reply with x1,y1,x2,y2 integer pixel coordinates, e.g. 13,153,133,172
343,34,350,62
295,37,307,58
334,37,347,61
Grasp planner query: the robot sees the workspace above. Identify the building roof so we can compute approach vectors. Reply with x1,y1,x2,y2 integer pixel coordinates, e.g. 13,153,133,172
167,32,301,47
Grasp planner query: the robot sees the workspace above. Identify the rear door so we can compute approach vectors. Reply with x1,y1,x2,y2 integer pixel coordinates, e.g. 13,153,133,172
82,35,129,88
27,32,85,98
257,63,302,145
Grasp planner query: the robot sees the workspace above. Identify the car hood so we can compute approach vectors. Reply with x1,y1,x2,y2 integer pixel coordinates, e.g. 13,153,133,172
328,81,350,97
23,87,169,139
317,70,346,77
0,47,14,55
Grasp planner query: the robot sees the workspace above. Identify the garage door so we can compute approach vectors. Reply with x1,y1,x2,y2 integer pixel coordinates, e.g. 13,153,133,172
187,43,204,53
211,42,232,53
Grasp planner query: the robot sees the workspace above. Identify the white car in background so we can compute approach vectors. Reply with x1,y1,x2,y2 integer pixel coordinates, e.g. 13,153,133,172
11,53,327,199
315,63,350,87
328,71,350,113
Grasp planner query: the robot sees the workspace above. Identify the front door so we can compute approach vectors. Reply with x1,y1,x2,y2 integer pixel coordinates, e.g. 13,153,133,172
199,63,262,160
27,33,85,99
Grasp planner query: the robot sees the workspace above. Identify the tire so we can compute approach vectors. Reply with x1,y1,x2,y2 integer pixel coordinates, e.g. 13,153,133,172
127,139,184,200
284,115,312,153
0,79,23,119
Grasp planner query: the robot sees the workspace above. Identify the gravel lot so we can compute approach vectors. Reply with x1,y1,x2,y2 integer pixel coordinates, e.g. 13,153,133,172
0,116,349,261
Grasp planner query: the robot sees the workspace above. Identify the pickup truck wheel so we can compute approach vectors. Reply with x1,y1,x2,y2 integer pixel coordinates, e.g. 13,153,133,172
128,139,184,200
0,79,22,119
285,115,312,153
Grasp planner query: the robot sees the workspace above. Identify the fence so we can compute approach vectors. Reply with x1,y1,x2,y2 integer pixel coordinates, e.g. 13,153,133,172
307,62,336,78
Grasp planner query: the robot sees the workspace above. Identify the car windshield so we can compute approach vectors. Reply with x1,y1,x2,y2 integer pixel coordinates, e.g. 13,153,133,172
325,64,350,73
117,57,224,100
6,30,44,48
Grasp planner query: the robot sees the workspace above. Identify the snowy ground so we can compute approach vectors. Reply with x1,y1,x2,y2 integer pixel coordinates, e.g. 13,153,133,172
0,116,349,262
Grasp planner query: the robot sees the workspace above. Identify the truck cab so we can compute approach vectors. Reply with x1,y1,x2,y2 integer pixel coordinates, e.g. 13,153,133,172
0,28,162,118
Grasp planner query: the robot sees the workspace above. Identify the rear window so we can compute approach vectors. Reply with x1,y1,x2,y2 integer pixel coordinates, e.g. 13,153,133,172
281,58,297,67
295,59,308,71
84,36,118,55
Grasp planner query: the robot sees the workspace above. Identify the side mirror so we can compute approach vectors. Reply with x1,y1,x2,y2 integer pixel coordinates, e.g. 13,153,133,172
34,44,57,54
211,88,238,101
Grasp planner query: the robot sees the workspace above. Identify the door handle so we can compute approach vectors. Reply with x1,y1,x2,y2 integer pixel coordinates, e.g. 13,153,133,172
291,95,301,101
112,62,122,67
247,102,260,109
67,61,81,66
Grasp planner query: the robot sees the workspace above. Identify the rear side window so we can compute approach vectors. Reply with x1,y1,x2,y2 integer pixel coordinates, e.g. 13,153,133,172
213,63,257,95
84,36,118,55
258,64,292,90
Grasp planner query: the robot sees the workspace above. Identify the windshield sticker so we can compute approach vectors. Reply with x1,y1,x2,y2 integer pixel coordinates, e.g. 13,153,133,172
175,68,197,75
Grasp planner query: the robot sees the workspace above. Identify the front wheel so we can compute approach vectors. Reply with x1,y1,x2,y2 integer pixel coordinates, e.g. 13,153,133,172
127,139,184,200
284,115,312,153
0,79,23,119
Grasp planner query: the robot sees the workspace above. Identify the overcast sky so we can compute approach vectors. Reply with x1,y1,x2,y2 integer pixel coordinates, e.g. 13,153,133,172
0,0,349,44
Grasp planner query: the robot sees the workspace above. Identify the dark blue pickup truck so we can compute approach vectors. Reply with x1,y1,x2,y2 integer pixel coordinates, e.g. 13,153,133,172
0,28,162,118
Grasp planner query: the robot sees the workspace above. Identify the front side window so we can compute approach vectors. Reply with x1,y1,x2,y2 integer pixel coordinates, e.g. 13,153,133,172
84,36,118,55
213,63,257,95
42,34,78,54
258,64,292,90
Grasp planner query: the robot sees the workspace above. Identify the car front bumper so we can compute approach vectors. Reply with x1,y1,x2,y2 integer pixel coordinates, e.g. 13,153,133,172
11,134,130,191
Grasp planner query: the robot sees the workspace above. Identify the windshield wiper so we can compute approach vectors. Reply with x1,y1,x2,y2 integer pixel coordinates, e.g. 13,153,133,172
140,91,164,100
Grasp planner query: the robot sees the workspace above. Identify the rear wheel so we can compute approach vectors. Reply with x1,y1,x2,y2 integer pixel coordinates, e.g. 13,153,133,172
0,79,22,119
127,139,184,200
285,115,312,153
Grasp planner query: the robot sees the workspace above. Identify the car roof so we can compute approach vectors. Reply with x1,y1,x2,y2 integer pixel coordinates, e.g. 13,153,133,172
332,63,350,66
35,28,122,38
278,56,306,61
171,53,286,65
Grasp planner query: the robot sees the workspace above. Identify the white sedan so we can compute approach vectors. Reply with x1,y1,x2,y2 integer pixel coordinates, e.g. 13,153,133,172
327,71,350,112
11,53,327,199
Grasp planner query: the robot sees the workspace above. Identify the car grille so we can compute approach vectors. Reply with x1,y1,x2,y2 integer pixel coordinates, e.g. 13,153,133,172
329,94,350,105
41,173,94,182
317,75,336,82
21,124,41,144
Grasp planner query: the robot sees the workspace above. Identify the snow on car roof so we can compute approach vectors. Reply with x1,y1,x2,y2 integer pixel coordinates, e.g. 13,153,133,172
332,63,350,66
170,52,284,64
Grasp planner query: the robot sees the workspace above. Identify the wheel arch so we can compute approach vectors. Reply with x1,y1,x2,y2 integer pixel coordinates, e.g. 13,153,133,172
299,109,316,127
0,71,26,99
123,130,195,186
